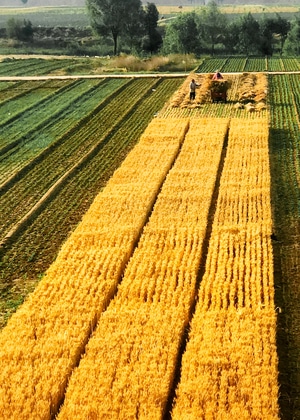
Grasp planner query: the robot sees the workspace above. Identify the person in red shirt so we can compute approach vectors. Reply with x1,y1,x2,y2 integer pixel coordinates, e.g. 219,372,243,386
212,71,223,80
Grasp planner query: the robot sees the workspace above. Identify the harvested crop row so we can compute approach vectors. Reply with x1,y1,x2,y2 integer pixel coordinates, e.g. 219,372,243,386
160,74,268,120
168,73,233,109
167,73,213,108
56,118,230,419
236,73,268,112
171,118,280,419
0,118,189,420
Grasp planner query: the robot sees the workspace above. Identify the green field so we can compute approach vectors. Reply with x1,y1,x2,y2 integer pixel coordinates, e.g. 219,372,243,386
0,7,89,28
0,4,299,29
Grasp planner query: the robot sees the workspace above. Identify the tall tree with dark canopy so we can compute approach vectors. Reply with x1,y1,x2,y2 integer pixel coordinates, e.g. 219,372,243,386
86,0,144,55
142,2,162,54
272,14,290,55
237,13,260,55
199,0,227,55
284,17,300,55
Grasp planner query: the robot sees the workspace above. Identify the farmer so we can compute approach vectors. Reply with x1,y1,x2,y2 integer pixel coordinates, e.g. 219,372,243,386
189,79,198,100
212,71,223,80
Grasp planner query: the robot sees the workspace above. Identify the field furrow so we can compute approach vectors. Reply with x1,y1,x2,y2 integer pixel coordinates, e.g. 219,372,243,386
0,81,17,92
0,58,74,76
0,80,49,104
196,57,228,73
221,57,247,72
245,57,267,72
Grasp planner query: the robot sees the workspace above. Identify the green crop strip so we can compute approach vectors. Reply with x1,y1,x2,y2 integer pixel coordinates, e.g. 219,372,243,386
0,58,75,76
0,78,127,184
0,78,157,240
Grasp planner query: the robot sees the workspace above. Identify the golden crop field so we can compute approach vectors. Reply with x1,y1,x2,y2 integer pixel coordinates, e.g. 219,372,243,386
156,5,299,16
0,72,286,418
172,119,278,419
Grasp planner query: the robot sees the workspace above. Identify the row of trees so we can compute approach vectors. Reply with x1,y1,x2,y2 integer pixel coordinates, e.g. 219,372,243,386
87,0,300,56
5,0,300,56
162,3,295,56
6,18,34,41
87,0,162,55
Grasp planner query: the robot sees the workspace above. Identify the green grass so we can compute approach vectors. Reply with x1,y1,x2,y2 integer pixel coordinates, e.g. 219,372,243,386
0,7,89,28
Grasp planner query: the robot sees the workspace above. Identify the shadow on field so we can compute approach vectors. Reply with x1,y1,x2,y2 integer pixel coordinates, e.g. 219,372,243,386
269,126,300,420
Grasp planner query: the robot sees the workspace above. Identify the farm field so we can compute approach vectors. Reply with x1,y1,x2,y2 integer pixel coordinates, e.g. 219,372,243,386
0,5,298,28
0,58,300,418
1,56,300,77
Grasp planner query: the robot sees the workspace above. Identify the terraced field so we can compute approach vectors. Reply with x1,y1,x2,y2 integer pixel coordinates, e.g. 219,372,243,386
0,57,300,419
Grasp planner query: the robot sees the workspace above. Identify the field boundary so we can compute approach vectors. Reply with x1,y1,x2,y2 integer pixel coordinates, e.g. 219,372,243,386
2,71,300,82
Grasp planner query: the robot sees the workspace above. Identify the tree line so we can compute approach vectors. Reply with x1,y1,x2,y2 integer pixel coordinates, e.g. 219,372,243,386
162,2,298,56
86,0,300,56
5,0,300,56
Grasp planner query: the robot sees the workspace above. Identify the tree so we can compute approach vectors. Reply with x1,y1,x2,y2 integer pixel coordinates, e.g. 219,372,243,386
222,21,240,54
237,13,260,55
21,0,28,3
86,0,144,55
260,17,275,56
259,15,290,56
142,2,162,54
199,1,227,55
272,14,290,55
162,12,201,55
284,17,300,56
6,18,33,41
124,5,145,53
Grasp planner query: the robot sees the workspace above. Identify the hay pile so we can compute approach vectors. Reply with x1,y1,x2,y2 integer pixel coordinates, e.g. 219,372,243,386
168,73,203,108
167,73,215,109
236,73,268,112
210,79,231,93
